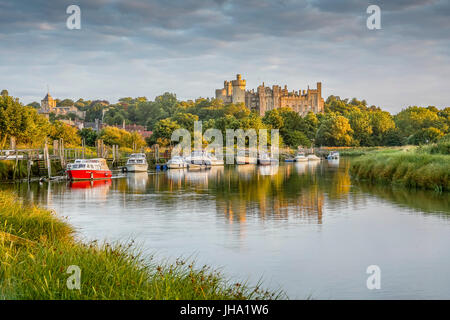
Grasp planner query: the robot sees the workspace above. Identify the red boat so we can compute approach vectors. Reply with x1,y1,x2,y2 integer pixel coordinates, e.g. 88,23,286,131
66,158,112,180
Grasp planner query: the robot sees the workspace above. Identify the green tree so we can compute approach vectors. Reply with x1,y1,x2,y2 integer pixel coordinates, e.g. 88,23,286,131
49,121,81,146
348,108,372,146
316,114,354,146
148,119,180,146
78,128,98,147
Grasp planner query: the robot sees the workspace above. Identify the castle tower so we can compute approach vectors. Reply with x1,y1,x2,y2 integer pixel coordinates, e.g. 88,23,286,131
41,92,56,111
231,74,246,104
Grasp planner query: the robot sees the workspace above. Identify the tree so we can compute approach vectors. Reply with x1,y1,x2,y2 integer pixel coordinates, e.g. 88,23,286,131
49,121,81,146
0,95,50,148
348,108,372,146
171,113,199,132
262,109,284,129
78,128,98,146
370,110,395,145
316,114,354,146
148,119,180,146
1,89,8,97
408,127,444,145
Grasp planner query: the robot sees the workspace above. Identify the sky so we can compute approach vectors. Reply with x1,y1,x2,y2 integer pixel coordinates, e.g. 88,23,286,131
0,0,449,113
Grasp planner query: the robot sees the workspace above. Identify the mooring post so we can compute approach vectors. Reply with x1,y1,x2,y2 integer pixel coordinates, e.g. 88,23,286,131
44,140,51,178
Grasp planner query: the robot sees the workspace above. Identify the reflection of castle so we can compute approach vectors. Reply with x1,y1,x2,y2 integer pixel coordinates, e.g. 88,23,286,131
215,74,324,116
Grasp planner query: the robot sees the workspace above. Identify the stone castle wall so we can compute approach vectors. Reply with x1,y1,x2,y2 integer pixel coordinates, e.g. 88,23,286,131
215,74,324,116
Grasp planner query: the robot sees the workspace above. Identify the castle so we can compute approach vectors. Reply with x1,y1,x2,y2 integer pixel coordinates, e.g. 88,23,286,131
215,74,324,116
38,91,85,119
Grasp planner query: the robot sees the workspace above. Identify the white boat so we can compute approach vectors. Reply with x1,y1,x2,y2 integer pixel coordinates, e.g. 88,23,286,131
294,152,308,162
236,152,258,165
205,153,224,166
258,152,278,165
326,151,340,160
167,156,188,169
307,154,321,161
187,160,211,170
125,153,148,172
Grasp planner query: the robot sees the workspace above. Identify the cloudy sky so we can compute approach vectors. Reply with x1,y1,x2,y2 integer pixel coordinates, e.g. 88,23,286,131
0,0,449,113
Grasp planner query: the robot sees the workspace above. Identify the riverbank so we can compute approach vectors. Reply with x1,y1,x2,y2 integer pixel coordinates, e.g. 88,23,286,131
0,191,278,299
350,150,449,192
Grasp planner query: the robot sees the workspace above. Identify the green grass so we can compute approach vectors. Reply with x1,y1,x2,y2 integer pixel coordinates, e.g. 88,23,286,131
0,191,280,300
350,151,450,192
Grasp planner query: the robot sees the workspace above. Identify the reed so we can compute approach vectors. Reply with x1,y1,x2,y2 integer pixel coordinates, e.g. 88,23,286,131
0,191,279,300
350,151,450,191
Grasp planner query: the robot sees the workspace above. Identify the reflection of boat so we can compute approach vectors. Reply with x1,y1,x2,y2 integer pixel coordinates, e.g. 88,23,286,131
235,164,257,180
166,168,186,179
70,179,112,189
126,172,148,191
294,152,308,162
307,154,321,161
294,162,307,174
184,170,209,185
258,164,279,176
125,153,148,172
327,159,340,167
326,151,340,160
66,158,112,180
167,156,188,169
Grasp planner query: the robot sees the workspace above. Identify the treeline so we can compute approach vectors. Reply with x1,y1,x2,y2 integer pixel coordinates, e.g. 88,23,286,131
0,92,145,150
3,89,450,149
98,93,450,148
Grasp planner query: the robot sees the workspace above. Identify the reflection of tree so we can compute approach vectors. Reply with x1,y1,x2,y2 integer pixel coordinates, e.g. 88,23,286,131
354,182,450,216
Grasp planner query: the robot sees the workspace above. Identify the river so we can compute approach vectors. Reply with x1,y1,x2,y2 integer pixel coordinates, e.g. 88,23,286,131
2,159,450,299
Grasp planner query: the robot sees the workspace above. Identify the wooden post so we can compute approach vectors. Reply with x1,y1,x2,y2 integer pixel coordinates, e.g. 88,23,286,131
27,151,32,181
10,136,16,150
59,139,65,168
44,140,51,178
82,139,85,159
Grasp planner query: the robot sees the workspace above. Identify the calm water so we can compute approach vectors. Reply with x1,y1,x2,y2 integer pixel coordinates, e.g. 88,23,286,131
3,159,450,299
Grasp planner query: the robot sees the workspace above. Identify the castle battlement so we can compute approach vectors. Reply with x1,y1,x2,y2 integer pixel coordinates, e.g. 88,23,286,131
215,74,324,116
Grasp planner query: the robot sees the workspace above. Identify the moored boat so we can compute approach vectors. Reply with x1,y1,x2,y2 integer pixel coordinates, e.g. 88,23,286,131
307,154,321,161
326,151,340,160
167,156,188,169
66,158,112,180
294,152,308,162
124,153,148,172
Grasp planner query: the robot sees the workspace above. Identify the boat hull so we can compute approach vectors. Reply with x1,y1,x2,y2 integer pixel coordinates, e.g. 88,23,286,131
67,169,112,180
125,164,148,172
167,163,187,169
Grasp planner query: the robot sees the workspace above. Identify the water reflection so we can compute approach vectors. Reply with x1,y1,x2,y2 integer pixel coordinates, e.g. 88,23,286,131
126,172,148,192
2,159,450,299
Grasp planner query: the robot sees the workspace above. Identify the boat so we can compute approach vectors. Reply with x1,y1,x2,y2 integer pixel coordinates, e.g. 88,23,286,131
124,153,148,172
187,159,211,170
205,153,224,166
236,152,258,165
294,152,308,162
258,152,278,165
66,158,112,180
307,154,321,161
167,156,188,169
326,151,340,160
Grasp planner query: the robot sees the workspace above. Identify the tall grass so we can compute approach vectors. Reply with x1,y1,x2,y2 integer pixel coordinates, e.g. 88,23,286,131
0,191,280,300
350,152,450,191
